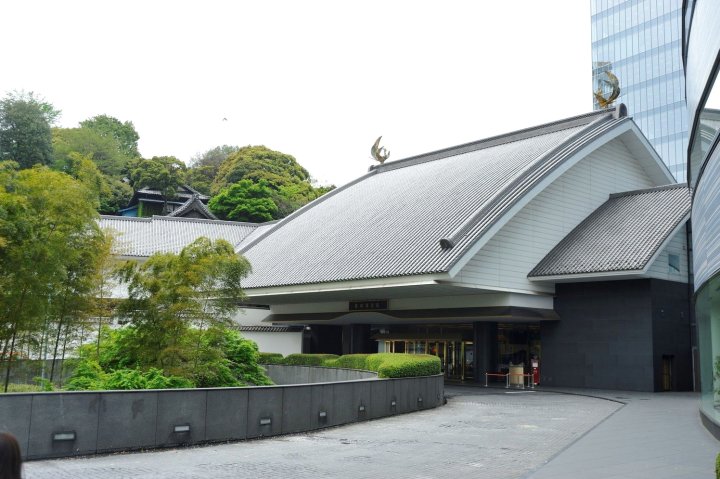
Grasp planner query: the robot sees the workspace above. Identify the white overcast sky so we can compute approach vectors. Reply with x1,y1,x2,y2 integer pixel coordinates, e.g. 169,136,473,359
1,1,591,187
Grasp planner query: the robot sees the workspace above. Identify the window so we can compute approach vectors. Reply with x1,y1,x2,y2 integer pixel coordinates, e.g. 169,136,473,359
668,254,680,274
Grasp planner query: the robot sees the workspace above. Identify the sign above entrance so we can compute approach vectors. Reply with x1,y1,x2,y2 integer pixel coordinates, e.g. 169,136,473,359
349,300,389,311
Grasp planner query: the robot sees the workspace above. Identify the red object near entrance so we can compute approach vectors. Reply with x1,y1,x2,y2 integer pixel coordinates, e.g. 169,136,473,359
531,359,540,385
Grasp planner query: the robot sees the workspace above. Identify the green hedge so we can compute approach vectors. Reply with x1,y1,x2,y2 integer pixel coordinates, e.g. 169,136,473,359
282,353,339,366
716,452,720,479
365,353,441,378
258,352,441,378
258,352,284,365
324,354,371,370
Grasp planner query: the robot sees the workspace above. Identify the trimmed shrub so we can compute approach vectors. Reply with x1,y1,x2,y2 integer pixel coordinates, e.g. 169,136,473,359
282,354,339,366
324,354,371,370
258,352,284,365
365,353,441,378
716,452,720,479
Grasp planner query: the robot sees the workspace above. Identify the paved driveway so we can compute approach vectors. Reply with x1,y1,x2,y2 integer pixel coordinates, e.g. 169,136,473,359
25,386,623,479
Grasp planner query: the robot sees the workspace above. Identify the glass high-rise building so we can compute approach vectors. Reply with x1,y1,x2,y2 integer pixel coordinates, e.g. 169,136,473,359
591,0,687,181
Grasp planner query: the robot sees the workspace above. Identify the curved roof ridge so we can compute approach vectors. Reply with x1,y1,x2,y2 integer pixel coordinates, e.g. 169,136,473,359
608,183,689,198
370,108,620,175
439,114,625,252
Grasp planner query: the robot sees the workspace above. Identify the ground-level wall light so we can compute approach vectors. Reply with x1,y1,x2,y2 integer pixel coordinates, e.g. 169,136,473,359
173,425,190,433
259,418,272,426
53,432,76,442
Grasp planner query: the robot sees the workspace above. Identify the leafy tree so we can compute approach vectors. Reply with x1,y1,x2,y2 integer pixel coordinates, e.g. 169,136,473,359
52,127,130,177
0,163,102,391
61,152,132,214
208,179,278,222
115,237,252,379
0,91,60,168
185,145,240,195
211,145,310,195
80,115,140,159
127,156,186,206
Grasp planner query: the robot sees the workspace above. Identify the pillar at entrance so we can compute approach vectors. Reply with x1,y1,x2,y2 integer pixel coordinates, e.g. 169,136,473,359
473,322,498,382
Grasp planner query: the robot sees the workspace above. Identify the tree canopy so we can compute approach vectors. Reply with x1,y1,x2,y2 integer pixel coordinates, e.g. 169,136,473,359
212,145,310,195
52,126,130,177
0,91,60,169
205,145,334,222
208,179,278,222
0,162,107,389
127,155,186,200
114,237,258,384
80,115,140,159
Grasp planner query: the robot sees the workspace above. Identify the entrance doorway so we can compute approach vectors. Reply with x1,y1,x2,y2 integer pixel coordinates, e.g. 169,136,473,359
662,355,674,391
382,339,475,381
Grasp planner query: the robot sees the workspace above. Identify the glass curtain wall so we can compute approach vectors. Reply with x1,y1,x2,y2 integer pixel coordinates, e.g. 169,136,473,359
696,277,720,422
591,0,688,181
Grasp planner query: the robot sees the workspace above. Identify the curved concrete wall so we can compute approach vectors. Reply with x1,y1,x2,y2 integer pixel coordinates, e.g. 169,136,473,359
263,365,378,384
0,370,443,460
692,145,720,290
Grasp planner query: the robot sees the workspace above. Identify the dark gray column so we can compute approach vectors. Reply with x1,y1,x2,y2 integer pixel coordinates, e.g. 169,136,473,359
473,322,498,382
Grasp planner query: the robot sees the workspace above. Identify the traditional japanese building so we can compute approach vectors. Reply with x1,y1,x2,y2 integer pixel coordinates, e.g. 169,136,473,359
102,106,693,392
119,185,216,220
235,106,692,392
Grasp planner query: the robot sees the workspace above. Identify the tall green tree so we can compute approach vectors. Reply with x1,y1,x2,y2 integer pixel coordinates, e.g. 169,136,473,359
52,127,130,177
186,145,240,195
210,145,334,220
115,237,251,380
211,145,310,195
80,115,140,159
0,91,60,169
61,152,133,217
208,179,278,222
0,163,102,390
127,156,186,200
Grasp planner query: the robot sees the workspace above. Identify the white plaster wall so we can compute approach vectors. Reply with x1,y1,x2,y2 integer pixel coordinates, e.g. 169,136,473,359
244,332,302,355
457,137,656,294
645,228,689,283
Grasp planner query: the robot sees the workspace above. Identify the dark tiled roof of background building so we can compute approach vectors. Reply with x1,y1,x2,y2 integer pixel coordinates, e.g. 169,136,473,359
167,194,218,220
528,184,691,278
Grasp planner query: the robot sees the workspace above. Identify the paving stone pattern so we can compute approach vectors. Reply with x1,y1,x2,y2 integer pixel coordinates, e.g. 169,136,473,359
24,387,620,479
526,390,719,479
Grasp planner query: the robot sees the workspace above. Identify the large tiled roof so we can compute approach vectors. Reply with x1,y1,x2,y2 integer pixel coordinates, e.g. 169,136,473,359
528,184,691,278
99,215,264,257
240,107,632,289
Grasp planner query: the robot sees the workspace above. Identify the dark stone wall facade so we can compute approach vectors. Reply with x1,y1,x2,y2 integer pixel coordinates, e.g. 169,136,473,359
541,279,691,392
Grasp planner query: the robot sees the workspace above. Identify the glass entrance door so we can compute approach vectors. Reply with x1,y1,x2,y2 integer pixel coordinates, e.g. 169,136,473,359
384,339,474,381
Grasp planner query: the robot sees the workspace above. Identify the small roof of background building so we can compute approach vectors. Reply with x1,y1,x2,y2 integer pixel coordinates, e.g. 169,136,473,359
528,184,691,279
100,215,270,258
167,193,218,220
239,106,658,289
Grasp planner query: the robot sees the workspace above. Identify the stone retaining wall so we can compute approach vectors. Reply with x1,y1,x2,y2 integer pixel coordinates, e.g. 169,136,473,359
0,367,443,460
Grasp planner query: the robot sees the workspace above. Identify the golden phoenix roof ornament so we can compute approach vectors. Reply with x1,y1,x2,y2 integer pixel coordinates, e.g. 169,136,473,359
594,70,621,108
371,136,390,164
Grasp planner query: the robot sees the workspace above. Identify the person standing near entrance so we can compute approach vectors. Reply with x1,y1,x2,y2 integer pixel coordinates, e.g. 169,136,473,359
0,433,22,479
